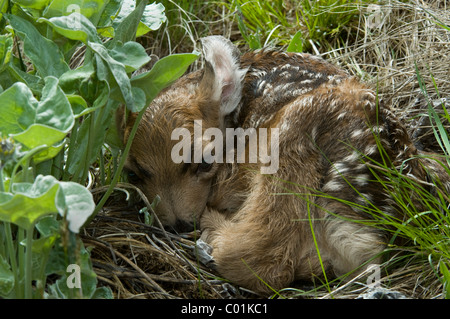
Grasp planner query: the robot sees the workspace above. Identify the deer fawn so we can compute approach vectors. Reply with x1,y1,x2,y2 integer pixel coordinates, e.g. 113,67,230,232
117,36,449,294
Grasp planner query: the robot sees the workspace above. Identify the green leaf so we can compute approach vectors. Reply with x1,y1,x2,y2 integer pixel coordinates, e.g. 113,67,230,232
140,2,166,31
7,14,69,78
130,53,199,106
0,82,37,135
6,62,44,93
440,260,450,299
66,94,88,117
36,215,60,237
108,41,150,73
12,0,51,10
0,175,60,230
97,0,123,37
35,77,74,133
0,254,14,296
0,77,74,151
43,0,109,26
110,0,146,45
88,41,135,110
0,175,95,233
136,1,167,37
287,30,304,53
38,13,100,44
67,93,116,175
57,181,95,234
91,286,114,299
59,59,95,94
0,34,13,72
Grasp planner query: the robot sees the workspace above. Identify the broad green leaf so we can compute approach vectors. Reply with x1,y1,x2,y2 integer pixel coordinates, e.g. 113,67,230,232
43,0,109,26
0,34,13,72
130,53,199,105
1,77,74,150
57,182,95,233
0,175,95,233
0,82,37,135
0,255,14,296
36,215,60,237
0,0,9,14
31,140,65,164
35,77,74,133
287,31,304,53
12,126,67,151
114,1,166,37
108,41,150,73
0,176,60,229
109,0,146,45
96,0,123,37
138,2,166,36
59,59,95,94
12,0,50,10
66,94,88,117
7,14,69,78
38,13,100,44
0,78,73,163
6,62,44,93
88,41,135,110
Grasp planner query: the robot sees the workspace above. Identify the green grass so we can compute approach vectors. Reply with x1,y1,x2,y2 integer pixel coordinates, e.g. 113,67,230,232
142,0,372,55
225,0,370,52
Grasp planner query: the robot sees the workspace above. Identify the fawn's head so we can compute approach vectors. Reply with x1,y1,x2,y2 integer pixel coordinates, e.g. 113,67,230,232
117,36,247,232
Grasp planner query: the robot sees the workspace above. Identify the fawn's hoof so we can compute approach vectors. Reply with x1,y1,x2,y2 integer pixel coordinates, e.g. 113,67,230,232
195,238,216,269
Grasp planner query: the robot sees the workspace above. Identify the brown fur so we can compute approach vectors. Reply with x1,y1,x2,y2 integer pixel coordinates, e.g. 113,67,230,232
117,36,449,294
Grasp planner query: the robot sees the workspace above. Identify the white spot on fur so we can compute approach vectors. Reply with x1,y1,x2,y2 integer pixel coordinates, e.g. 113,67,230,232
364,144,378,156
323,179,342,192
354,174,370,187
344,151,360,162
337,112,347,120
351,129,364,139
333,162,349,175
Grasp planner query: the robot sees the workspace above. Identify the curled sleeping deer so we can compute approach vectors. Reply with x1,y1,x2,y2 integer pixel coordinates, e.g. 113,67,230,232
117,36,449,294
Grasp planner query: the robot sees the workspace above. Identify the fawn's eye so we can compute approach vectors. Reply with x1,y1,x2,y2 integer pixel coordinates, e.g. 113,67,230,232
126,170,141,183
196,159,213,174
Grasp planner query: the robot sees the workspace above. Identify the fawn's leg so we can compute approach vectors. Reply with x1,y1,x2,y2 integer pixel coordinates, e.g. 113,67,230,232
200,173,323,295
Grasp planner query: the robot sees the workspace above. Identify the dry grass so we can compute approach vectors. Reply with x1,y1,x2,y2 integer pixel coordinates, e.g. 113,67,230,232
84,184,258,299
326,0,450,132
83,0,450,299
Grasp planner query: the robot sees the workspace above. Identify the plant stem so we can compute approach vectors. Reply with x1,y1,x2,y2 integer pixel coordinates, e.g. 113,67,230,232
80,113,96,184
17,227,25,298
24,225,34,299
63,119,80,181
0,167,4,193
5,222,19,297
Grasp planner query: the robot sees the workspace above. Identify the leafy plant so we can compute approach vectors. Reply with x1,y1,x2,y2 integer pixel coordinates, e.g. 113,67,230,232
0,0,198,298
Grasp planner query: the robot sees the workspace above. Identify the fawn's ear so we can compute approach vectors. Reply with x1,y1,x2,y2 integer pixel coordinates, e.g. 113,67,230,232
199,36,247,121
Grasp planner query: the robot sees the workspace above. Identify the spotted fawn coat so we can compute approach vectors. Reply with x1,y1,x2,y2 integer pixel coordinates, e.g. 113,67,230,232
117,36,449,294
